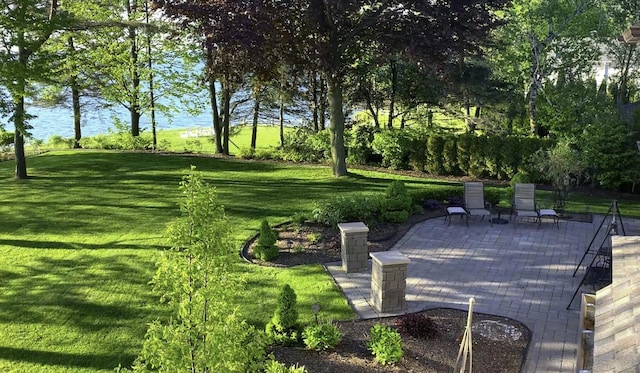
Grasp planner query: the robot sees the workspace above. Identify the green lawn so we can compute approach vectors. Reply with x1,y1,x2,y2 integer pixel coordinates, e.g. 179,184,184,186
0,151,456,372
153,124,287,154
0,150,638,372
34,124,287,155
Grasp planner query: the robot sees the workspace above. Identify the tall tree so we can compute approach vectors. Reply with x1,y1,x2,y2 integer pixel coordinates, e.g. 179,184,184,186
64,0,201,142
0,0,74,178
491,0,606,137
157,0,279,155
603,0,640,109
157,0,505,169
274,0,507,176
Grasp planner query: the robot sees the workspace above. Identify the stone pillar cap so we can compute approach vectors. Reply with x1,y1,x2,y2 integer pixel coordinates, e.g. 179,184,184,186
337,222,369,233
370,251,410,265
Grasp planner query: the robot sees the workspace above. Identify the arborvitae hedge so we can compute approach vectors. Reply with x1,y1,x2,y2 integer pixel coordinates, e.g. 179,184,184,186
370,130,553,180
279,126,553,181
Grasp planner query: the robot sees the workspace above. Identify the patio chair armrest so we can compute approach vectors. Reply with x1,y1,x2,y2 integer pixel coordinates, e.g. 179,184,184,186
484,200,493,211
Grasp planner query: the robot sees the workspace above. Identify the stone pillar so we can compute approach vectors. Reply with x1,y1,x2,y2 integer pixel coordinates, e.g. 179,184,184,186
370,251,410,313
338,222,369,273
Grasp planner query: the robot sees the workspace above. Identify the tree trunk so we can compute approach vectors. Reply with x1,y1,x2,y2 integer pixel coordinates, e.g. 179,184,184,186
145,0,157,150
68,36,82,148
14,95,27,179
221,79,231,155
206,47,223,154
387,58,397,129
251,95,259,149
279,99,285,147
617,45,634,109
464,94,474,132
326,75,347,177
528,80,539,137
71,81,81,148
365,94,379,128
14,41,28,179
362,78,380,128
319,75,327,131
311,71,319,132
127,1,141,137
528,32,544,137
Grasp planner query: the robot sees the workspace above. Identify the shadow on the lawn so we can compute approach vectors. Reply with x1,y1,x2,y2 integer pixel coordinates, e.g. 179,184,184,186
0,346,136,370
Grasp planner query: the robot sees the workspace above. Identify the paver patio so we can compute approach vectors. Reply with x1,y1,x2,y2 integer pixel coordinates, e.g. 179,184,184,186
327,214,640,372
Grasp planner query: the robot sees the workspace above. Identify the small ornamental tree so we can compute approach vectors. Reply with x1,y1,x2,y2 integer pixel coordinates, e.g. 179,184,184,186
266,284,300,345
129,167,267,372
528,140,588,210
254,220,279,261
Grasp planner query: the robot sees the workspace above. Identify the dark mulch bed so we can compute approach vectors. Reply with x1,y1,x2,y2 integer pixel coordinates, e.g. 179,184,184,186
242,210,442,267
271,308,530,373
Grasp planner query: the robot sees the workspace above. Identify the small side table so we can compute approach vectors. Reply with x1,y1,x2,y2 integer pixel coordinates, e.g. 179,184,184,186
445,206,468,226
538,209,559,229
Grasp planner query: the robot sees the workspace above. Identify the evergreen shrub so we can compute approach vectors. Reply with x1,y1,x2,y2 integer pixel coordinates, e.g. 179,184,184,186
266,284,300,345
425,134,445,174
254,220,279,261
381,181,412,223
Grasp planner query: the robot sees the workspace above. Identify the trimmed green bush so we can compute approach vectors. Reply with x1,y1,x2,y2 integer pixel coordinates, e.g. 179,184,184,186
408,187,463,206
311,194,382,227
484,188,504,207
382,181,412,223
266,284,300,345
442,136,459,175
372,129,413,169
426,134,445,175
47,135,75,149
367,324,403,365
254,220,279,261
280,127,330,163
0,131,14,151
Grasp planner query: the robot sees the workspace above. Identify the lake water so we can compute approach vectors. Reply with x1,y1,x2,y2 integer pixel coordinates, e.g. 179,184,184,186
4,99,303,141
6,104,218,141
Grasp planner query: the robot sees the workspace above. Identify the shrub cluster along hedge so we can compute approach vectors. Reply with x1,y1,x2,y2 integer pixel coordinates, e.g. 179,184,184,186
306,181,505,229
240,127,553,181
310,181,421,228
